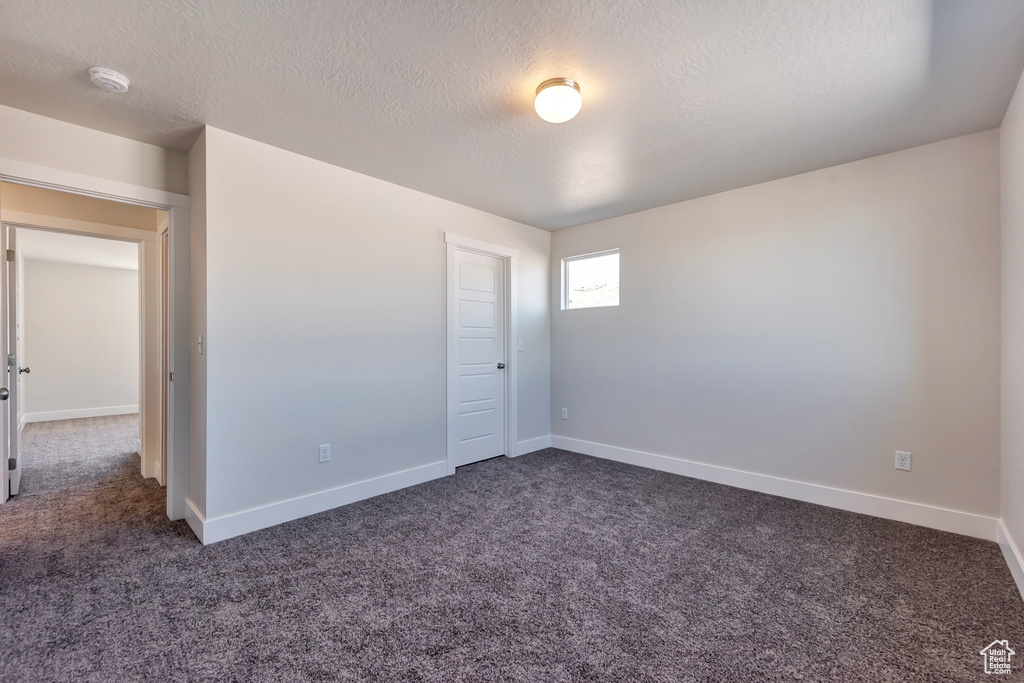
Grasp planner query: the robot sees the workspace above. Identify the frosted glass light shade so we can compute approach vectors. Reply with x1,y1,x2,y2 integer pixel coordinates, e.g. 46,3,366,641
535,78,582,123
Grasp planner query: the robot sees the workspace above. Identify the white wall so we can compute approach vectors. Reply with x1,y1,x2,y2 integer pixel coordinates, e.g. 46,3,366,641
1000,68,1024,591
0,104,187,195
191,127,550,534
551,130,1002,518
188,129,208,514
23,259,139,420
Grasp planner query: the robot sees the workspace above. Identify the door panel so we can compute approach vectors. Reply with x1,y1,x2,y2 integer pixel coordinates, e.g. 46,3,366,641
4,227,19,496
451,249,505,468
458,374,494,403
459,263,495,292
459,338,494,364
459,300,494,328
459,408,498,442
1,221,6,502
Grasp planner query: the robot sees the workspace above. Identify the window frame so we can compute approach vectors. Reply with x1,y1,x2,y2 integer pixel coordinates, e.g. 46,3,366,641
561,248,620,310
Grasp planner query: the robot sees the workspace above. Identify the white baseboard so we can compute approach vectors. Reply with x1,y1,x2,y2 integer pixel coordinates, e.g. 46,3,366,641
514,435,552,456
998,520,1024,600
549,435,998,541
185,497,205,544
24,405,139,423
189,460,448,545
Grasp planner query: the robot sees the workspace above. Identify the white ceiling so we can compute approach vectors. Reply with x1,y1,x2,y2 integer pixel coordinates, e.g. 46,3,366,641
18,230,139,271
1,1,1024,230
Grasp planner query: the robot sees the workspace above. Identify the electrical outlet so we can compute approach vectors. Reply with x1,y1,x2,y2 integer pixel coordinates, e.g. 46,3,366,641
561,408,568,420
319,444,331,463
895,451,911,471
518,339,524,352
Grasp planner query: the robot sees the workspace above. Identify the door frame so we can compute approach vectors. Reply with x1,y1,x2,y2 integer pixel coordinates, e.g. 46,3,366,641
0,162,190,521
444,233,518,475
3,221,153,491
160,228,169,486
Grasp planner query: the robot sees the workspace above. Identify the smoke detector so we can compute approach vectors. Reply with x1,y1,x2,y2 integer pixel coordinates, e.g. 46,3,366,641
88,67,130,94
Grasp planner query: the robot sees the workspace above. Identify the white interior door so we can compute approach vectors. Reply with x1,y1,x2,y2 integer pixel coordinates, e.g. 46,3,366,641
4,226,19,496
1,224,7,503
450,249,506,468
15,248,24,443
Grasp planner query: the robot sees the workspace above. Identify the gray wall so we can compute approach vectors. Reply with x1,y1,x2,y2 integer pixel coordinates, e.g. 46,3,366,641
1001,68,1024,559
0,104,187,195
196,127,551,521
23,259,139,418
551,130,1001,517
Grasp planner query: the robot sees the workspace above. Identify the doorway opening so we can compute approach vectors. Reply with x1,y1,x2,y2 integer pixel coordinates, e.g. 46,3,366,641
0,183,167,502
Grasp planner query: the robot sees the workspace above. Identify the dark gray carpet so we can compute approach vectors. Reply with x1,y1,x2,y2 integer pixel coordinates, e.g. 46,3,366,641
17,414,140,495
1,421,1023,681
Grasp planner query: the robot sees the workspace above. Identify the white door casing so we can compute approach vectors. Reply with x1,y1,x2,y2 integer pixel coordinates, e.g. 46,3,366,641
0,163,190,521
445,233,518,474
3,227,19,495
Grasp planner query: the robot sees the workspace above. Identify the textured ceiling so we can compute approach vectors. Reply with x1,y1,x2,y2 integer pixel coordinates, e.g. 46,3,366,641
2,1,1024,230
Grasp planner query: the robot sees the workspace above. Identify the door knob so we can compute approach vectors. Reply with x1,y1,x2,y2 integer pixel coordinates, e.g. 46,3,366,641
0,387,8,400
496,363,505,369
18,367,30,375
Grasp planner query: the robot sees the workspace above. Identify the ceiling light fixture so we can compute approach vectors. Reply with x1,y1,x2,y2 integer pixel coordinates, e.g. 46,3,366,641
534,78,582,123
88,67,130,94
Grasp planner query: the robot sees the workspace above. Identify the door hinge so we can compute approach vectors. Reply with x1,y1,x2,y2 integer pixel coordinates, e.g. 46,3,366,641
169,372,174,382
5,249,13,262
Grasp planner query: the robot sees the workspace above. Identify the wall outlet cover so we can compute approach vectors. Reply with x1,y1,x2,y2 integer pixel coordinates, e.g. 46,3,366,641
319,444,331,463
895,451,911,471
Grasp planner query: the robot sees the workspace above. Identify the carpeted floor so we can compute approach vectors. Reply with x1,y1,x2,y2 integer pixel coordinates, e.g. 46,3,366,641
16,414,140,495
1,418,1022,681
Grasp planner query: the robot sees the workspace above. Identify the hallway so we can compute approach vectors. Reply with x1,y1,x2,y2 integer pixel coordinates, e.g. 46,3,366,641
17,414,141,495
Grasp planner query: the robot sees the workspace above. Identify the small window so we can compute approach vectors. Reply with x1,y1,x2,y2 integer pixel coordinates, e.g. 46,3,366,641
563,249,619,309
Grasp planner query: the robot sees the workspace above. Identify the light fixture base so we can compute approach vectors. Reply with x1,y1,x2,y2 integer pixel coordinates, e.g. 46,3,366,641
88,67,130,94
536,77,580,96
